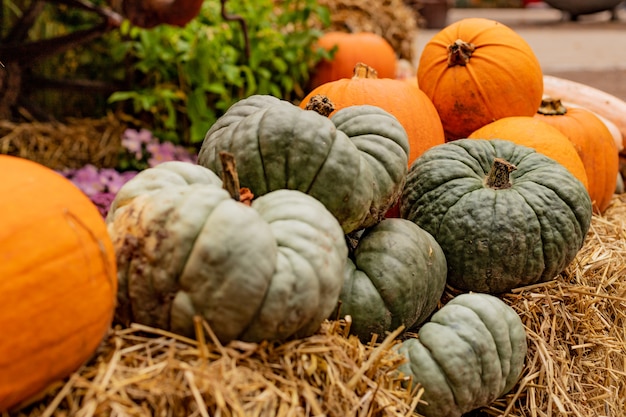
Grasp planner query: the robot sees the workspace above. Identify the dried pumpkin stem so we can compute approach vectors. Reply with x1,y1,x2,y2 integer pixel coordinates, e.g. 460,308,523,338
538,97,568,116
352,62,378,79
485,157,517,190
304,94,335,117
447,39,476,67
219,151,241,201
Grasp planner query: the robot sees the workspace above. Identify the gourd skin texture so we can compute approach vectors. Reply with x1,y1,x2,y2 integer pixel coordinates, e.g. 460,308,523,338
417,18,543,141
0,155,117,412
396,293,527,417
337,218,447,341
400,139,592,294
106,161,348,344
197,94,410,234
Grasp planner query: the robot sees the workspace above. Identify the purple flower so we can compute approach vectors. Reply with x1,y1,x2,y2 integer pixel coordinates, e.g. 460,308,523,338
122,128,153,160
70,164,105,197
147,140,178,167
90,192,117,217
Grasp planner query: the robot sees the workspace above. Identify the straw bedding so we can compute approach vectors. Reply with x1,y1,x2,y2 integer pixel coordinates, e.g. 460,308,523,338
4,189,626,417
0,116,125,170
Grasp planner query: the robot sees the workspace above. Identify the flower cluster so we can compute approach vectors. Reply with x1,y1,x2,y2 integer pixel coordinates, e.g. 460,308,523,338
59,128,197,217
119,128,197,171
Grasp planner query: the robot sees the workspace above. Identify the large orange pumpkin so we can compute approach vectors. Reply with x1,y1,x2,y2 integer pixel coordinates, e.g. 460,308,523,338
535,98,618,213
0,156,117,412
417,18,544,141
301,62,446,167
468,116,589,190
309,32,398,91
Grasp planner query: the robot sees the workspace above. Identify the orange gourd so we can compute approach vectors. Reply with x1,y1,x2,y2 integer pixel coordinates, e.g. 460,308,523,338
468,116,589,190
535,98,618,213
301,62,446,167
417,18,544,141
309,32,398,91
0,156,117,412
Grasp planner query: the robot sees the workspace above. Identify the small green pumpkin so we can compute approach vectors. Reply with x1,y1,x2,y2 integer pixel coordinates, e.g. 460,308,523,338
106,161,348,343
396,293,527,417
197,94,410,233
336,218,447,341
401,139,592,293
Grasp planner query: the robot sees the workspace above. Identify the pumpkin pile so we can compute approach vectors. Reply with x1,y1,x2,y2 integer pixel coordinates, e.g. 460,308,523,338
2,15,626,417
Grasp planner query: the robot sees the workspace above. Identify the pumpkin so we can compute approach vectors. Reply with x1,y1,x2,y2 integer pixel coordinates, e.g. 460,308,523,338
0,155,117,412
335,218,447,341
396,292,527,417
197,94,410,234
535,97,619,213
400,139,592,294
106,161,348,344
300,62,446,167
309,31,397,90
468,116,589,189
417,18,543,141
543,74,626,152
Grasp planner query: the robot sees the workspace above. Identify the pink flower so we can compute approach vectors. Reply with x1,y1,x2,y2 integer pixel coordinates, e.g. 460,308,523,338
122,128,153,160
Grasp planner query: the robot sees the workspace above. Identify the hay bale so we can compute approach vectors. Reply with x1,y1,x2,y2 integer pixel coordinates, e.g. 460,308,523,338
0,115,125,170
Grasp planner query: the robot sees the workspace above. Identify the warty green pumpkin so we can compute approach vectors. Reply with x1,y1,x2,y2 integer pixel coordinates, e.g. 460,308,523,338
336,218,447,341
106,161,348,344
197,94,410,234
396,292,527,417
400,139,592,294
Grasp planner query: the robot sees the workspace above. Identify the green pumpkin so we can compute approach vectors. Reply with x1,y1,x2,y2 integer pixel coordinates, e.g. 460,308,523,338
336,218,447,341
401,138,592,293
106,161,347,343
396,293,527,417
197,94,410,233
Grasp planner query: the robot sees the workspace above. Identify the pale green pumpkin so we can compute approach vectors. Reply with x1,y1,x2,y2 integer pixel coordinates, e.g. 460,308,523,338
106,161,347,343
396,293,527,417
197,94,410,233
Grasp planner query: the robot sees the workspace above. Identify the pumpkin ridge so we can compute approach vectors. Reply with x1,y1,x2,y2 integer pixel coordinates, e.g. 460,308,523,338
464,64,497,123
430,303,505,406
419,322,481,409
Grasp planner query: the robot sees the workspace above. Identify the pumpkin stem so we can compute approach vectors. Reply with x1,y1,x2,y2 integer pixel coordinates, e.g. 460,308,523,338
485,158,517,190
304,94,335,117
538,97,568,116
447,39,476,67
352,62,378,79
218,151,253,205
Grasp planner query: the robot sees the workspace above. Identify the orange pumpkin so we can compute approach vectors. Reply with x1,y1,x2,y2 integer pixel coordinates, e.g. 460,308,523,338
301,62,445,167
468,116,589,190
535,98,618,213
417,18,544,141
0,156,117,412
309,32,397,91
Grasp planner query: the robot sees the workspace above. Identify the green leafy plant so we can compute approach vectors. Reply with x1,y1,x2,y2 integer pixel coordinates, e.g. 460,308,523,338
107,0,332,145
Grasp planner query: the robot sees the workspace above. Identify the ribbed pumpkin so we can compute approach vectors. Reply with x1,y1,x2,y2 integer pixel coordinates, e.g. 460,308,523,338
107,161,348,344
417,18,543,141
396,293,527,417
198,94,409,234
468,116,589,190
0,155,117,412
400,139,592,294
301,62,445,167
336,218,447,341
535,97,618,213
309,31,397,90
